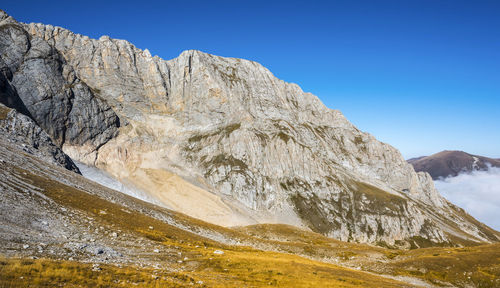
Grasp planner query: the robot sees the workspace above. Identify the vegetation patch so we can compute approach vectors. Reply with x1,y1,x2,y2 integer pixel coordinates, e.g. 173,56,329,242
0,257,195,287
387,243,500,288
203,154,248,171
0,105,10,120
384,250,402,260
212,65,242,87
408,236,450,249
188,123,241,144
290,193,339,235
351,181,407,216
276,131,293,143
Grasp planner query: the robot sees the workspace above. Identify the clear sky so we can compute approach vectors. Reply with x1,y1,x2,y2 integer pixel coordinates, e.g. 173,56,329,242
3,0,499,159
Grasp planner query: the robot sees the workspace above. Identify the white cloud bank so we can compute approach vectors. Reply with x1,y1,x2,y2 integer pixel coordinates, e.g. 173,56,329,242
434,166,500,231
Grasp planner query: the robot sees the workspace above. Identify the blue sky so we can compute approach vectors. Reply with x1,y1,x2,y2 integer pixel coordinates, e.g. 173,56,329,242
3,0,499,159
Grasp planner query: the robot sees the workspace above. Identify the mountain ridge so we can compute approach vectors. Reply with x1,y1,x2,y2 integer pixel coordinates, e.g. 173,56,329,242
0,9,498,248
3,121,499,287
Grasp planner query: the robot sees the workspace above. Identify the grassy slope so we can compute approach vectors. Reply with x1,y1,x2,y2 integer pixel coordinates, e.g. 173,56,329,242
385,244,500,287
0,253,405,288
0,258,193,287
0,166,408,288
236,224,500,288
1,158,499,287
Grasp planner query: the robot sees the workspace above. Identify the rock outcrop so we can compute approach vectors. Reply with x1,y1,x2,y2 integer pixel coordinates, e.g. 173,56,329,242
0,9,498,246
0,103,79,172
0,10,120,164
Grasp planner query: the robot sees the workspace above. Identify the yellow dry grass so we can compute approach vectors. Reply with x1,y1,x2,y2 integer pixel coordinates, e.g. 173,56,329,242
0,257,193,287
1,167,410,287
386,243,500,287
0,252,408,288
3,164,500,287
0,104,10,120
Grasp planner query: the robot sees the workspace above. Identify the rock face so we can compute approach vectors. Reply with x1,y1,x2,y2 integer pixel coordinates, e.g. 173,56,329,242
409,151,500,180
0,10,498,246
0,103,79,172
0,11,120,163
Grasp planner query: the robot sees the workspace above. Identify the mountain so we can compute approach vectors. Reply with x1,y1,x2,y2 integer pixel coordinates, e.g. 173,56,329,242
3,108,500,287
0,9,498,250
408,151,500,180
2,9,500,287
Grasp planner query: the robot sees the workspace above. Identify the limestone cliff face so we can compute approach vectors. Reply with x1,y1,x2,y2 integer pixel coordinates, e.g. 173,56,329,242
1,10,497,246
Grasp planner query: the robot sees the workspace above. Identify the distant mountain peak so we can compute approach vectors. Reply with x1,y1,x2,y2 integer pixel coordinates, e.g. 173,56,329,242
408,150,500,180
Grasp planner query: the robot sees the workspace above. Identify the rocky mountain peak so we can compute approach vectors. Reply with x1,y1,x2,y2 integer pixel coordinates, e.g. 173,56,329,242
1,9,498,247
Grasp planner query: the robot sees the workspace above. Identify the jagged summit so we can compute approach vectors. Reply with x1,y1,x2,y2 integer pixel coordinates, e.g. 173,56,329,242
1,9,498,247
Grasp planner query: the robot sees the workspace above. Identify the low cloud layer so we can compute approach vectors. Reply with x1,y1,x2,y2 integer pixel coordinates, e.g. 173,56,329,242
435,166,500,231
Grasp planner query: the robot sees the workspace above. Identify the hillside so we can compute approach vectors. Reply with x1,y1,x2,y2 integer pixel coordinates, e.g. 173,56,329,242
0,103,499,287
1,8,500,287
0,9,498,247
408,151,500,180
